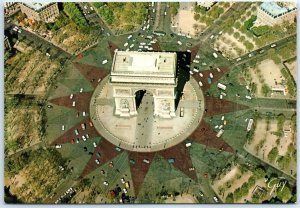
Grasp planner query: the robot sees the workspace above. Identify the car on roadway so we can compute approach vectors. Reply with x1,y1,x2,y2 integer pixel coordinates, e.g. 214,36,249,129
55,144,62,149
213,196,219,203
93,142,97,147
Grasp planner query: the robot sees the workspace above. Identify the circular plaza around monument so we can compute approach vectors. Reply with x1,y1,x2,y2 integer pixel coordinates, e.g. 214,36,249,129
90,75,205,152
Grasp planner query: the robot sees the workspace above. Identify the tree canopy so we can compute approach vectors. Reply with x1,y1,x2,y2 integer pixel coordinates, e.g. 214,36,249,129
63,2,88,29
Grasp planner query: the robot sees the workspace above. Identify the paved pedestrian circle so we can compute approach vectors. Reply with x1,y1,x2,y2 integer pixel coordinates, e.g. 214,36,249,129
90,75,205,152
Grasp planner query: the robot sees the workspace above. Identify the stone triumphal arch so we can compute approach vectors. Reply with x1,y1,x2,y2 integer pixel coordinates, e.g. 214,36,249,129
110,51,177,118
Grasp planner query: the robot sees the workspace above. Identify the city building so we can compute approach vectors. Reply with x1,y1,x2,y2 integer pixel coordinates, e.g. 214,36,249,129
257,2,296,26
4,2,20,16
110,51,177,118
19,2,59,23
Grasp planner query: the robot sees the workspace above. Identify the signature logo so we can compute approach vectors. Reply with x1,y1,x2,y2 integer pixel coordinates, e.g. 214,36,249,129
267,177,287,196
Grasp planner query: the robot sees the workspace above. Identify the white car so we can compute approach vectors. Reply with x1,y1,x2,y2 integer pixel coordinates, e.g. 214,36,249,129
124,42,128,47
74,129,79,135
93,142,97,147
95,159,100,165
130,44,134,48
62,125,65,131
83,111,86,116
102,60,108,64
199,73,203,77
123,188,128,194
127,35,132,39
72,101,76,107
85,134,89,139
270,44,276,48
185,142,192,147
82,135,87,141
143,159,150,164
55,144,62,149
103,181,109,185
213,196,219,202
69,94,73,99
177,41,182,45
199,81,203,87
80,88,83,93
121,178,125,183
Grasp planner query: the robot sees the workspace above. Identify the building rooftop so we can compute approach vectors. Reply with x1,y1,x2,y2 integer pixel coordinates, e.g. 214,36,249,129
112,51,176,76
260,2,296,18
110,51,177,84
23,2,53,11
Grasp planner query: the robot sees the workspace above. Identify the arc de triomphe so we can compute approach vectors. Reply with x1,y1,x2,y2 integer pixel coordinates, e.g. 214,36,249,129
110,51,177,118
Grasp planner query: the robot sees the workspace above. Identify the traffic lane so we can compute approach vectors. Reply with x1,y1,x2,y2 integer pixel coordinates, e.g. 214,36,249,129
234,34,296,63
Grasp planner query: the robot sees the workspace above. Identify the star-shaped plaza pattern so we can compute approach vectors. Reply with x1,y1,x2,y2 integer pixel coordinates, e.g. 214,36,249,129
49,39,248,196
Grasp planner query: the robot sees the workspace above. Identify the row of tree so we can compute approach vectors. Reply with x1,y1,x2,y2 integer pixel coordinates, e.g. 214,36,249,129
93,2,147,32
63,2,88,29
